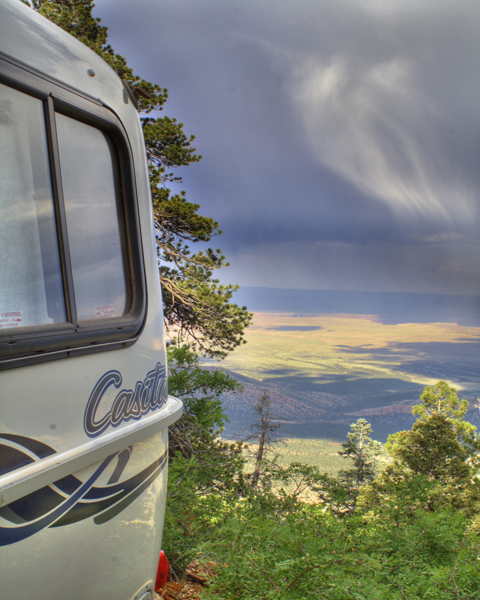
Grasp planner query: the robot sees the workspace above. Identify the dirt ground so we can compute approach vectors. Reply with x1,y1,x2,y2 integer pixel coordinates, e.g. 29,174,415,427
156,562,216,600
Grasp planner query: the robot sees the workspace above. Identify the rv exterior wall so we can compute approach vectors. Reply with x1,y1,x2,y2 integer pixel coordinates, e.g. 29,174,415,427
0,1,182,597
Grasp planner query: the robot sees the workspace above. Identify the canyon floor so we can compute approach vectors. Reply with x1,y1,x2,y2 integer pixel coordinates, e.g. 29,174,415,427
205,313,480,443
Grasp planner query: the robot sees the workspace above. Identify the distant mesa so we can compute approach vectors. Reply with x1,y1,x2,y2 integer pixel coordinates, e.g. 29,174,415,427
347,404,415,417
232,287,480,327
347,400,479,418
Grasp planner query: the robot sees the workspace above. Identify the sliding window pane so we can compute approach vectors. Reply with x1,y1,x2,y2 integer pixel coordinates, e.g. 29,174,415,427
55,114,127,321
0,84,65,329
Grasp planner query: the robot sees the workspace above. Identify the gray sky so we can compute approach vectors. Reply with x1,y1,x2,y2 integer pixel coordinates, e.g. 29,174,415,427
94,0,479,296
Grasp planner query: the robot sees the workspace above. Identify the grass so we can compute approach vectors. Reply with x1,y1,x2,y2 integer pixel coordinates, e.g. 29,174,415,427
242,438,345,476
243,437,392,479
275,437,346,476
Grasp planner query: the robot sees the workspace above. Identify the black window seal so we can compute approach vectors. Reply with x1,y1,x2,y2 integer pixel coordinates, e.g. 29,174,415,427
45,94,78,327
0,54,147,370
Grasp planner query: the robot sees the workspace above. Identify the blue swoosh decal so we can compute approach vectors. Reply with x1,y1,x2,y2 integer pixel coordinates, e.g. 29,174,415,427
0,454,116,546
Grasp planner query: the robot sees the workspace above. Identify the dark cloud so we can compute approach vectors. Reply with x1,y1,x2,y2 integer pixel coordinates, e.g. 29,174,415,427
94,0,479,295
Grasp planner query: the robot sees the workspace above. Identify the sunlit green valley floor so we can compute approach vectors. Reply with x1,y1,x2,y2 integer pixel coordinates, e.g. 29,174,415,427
213,313,480,447
220,313,480,395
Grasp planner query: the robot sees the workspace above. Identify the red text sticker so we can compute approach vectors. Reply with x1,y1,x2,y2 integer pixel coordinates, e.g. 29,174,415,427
95,305,115,318
0,311,22,329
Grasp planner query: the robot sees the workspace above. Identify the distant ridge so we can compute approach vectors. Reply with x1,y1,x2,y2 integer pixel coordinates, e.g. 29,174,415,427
233,287,480,327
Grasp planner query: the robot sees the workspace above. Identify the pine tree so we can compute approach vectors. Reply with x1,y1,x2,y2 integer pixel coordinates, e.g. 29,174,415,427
166,345,245,489
247,390,285,486
339,419,383,488
27,0,252,357
386,381,479,483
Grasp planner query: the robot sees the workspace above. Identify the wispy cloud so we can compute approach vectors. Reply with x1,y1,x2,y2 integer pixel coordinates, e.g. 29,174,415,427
430,261,476,277
94,0,479,295
289,51,476,223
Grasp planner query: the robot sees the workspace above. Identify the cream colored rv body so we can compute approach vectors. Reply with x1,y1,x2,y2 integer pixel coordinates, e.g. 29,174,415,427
0,1,182,598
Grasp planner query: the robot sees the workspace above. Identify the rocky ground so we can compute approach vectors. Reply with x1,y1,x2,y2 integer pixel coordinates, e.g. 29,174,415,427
156,562,216,600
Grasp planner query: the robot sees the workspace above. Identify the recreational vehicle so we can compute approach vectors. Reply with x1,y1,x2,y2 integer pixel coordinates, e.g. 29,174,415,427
0,1,182,598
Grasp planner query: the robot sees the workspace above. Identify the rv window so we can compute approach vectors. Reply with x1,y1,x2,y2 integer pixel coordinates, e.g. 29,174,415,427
0,83,66,330
56,114,128,321
0,57,146,369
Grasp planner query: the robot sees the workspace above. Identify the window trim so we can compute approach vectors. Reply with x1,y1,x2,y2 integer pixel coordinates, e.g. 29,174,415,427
0,53,147,370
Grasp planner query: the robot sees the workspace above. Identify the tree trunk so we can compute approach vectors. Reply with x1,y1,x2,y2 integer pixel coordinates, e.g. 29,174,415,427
252,430,266,486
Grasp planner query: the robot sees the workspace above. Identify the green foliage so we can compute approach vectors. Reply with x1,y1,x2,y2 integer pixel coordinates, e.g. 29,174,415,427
201,486,480,600
388,414,472,482
29,0,252,357
338,419,383,499
246,390,287,486
196,385,480,599
166,346,246,492
168,345,239,431
413,380,478,452
249,461,339,520
162,346,247,570
160,377,480,594
386,382,480,507
415,380,470,420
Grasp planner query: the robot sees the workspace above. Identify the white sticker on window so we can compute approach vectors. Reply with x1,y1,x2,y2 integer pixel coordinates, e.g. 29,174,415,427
0,311,22,328
95,305,115,318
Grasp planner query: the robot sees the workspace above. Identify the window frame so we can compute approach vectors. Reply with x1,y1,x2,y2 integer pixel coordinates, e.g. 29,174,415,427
0,52,147,370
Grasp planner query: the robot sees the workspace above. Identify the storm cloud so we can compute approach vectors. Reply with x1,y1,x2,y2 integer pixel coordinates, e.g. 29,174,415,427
94,0,479,295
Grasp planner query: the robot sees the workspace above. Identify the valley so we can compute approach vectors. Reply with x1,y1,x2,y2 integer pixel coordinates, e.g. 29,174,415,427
208,313,480,443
